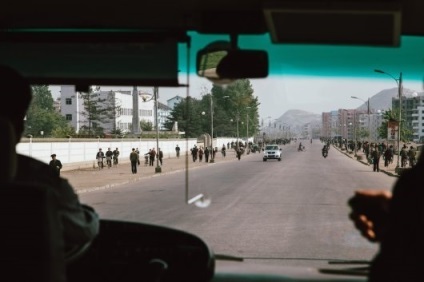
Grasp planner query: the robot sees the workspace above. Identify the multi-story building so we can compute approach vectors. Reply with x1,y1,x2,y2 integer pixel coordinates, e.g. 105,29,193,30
321,112,331,138
157,101,172,130
60,85,155,134
392,92,424,142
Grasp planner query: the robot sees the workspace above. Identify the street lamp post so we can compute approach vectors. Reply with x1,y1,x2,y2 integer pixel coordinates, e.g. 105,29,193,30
223,95,241,151
154,87,161,172
139,88,161,173
374,69,402,170
351,96,371,142
246,106,251,148
209,94,214,163
230,116,240,150
353,111,357,156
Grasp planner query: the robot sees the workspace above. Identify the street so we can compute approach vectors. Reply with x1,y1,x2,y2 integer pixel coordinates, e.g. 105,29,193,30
77,141,398,268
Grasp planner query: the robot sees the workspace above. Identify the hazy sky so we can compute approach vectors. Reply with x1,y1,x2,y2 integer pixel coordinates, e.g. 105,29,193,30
49,32,424,121
50,74,423,122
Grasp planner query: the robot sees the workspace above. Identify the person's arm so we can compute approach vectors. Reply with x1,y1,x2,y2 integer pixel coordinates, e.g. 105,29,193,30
348,189,392,242
54,178,99,249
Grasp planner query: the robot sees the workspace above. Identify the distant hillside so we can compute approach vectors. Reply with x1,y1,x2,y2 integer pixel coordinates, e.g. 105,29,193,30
356,87,420,112
270,88,421,135
275,109,321,128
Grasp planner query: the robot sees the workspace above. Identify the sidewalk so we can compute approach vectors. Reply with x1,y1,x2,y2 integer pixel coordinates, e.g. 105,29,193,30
61,150,241,193
333,146,400,177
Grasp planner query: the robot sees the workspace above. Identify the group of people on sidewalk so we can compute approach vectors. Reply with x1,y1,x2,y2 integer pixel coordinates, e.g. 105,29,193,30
129,147,164,174
190,145,213,162
95,146,166,174
189,144,230,163
362,141,418,172
95,147,120,169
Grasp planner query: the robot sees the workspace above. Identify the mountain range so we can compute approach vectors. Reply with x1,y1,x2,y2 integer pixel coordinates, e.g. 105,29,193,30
277,87,422,130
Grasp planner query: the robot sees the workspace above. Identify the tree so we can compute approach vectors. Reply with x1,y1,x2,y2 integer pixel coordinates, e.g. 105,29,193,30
78,88,121,136
211,79,260,138
140,120,153,131
165,79,260,139
378,109,413,142
164,96,204,138
25,85,69,137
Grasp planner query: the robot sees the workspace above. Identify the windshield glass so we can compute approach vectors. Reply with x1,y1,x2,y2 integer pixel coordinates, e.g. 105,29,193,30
20,31,422,269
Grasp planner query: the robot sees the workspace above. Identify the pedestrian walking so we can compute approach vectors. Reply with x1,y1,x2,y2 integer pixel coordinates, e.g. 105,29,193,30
221,144,226,157
383,146,393,167
175,145,180,158
371,145,381,172
198,147,204,162
49,154,63,176
191,145,198,162
204,147,209,163
129,148,139,174
408,146,417,167
112,147,120,166
400,144,408,167
149,148,156,166
158,148,163,166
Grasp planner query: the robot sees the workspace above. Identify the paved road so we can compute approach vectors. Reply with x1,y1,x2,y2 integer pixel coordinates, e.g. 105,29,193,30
62,149,244,193
77,141,398,269
63,142,403,194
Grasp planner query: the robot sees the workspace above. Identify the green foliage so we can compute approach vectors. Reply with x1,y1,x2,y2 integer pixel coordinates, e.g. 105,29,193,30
357,128,369,140
25,85,69,137
51,124,76,138
164,79,260,138
110,128,125,138
140,120,153,131
377,109,414,142
198,50,227,72
79,88,121,135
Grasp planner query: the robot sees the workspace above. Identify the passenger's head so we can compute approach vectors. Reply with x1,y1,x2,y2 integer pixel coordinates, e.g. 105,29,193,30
0,65,32,143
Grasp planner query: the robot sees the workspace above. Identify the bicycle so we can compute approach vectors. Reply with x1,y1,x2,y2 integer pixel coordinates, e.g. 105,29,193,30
97,157,104,170
106,156,112,169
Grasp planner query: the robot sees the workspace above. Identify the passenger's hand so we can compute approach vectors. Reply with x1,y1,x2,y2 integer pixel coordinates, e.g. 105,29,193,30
348,190,392,242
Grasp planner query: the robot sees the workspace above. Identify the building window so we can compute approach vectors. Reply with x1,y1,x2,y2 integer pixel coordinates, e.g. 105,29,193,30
65,98,72,105
66,114,72,121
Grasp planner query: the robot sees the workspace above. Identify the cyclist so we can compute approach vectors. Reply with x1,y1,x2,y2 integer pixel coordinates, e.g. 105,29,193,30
112,147,120,166
96,148,105,169
105,148,113,168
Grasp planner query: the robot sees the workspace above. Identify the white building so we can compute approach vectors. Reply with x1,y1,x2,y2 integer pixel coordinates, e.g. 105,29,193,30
167,95,184,109
60,86,155,134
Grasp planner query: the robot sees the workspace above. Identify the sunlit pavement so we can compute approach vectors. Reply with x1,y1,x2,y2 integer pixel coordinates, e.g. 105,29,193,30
333,145,405,178
61,150,244,193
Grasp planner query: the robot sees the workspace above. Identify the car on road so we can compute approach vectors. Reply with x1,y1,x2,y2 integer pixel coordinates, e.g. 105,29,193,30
263,144,282,161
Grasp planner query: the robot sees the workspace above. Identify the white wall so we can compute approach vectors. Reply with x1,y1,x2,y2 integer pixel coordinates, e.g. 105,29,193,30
16,137,236,166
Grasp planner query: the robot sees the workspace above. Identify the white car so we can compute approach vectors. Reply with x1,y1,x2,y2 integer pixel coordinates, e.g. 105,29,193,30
263,144,282,161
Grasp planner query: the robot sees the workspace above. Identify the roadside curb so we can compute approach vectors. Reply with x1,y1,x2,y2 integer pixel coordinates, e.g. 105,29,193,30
333,145,399,178
69,155,242,194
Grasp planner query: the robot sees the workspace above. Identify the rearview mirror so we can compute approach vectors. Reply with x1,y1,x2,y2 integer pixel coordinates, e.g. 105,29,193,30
197,41,268,85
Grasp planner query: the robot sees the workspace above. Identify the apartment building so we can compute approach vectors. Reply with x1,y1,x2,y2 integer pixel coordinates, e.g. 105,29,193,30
392,92,424,142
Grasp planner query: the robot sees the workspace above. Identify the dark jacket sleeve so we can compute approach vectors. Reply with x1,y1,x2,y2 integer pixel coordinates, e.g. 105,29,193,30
16,155,99,249
369,150,424,281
